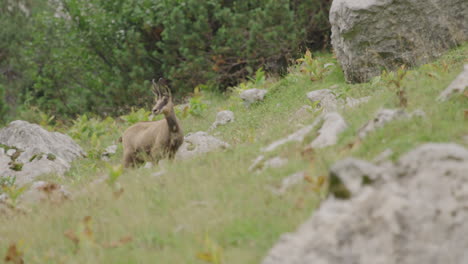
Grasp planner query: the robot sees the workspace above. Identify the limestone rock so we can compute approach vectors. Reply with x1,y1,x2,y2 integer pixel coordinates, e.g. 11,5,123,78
262,143,468,264
358,109,407,139
262,118,322,153
307,89,370,112
307,89,338,112
176,131,230,160
330,0,468,83
0,120,86,185
310,112,347,149
210,110,235,130
240,89,267,106
437,64,468,101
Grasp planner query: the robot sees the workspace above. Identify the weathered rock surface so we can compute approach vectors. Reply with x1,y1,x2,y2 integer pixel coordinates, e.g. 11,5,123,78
330,0,468,83
358,108,425,139
263,112,347,153
240,89,268,106
438,64,468,101
307,89,370,112
210,110,235,130
176,131,230,160
307,89,338,112
263,143,468,264
0,120,86,185
310,112,347,149
262,118,322,153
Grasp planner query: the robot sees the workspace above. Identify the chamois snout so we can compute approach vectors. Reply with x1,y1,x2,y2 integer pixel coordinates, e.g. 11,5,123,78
152,96,169,115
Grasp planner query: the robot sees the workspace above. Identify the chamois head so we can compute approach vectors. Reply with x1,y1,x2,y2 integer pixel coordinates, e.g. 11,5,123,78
151,78,174,115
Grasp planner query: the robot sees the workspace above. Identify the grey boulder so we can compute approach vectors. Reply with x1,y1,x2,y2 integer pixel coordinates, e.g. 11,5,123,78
263,143,468,264
0,120,86,185
330,0,468,83
176,131,230,160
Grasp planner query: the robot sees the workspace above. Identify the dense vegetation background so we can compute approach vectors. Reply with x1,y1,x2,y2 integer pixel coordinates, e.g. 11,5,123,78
0,0,331,121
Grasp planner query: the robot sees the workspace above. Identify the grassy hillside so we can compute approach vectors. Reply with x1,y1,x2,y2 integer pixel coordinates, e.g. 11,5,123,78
0,43,467,263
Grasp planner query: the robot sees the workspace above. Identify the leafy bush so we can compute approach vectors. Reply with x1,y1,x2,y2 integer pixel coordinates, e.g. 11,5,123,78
1,0,331,119
120,108,156,125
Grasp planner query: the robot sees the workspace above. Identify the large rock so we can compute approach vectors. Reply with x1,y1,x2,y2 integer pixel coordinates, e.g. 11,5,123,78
330,0,468,83
0,120,85,184
176,131,230,160
263,143,468,264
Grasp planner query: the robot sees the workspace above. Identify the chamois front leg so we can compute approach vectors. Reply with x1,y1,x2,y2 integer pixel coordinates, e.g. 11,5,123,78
123,150,136,168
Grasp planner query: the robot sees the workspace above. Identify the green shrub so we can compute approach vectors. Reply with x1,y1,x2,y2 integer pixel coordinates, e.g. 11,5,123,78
1,0,331,119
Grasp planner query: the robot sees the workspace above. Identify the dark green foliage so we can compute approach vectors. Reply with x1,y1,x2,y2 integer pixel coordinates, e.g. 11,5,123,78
0,0,331,120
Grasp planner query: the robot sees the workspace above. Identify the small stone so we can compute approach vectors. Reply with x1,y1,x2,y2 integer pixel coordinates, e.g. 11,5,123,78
6,149,16,157
240,89,268,106
210,110,235,130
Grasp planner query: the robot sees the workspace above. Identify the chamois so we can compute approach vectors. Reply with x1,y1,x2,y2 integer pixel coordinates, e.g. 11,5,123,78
121,78,184,168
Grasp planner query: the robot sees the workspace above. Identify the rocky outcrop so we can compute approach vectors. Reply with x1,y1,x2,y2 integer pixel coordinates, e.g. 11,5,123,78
240,89,268,106
176,131,230,160
309,112,347,149
0,120,86,185
438,64,468,101
330,0,468,83
307,89,370,112
263,143,468,264
262,112,347,154
358,108,425,139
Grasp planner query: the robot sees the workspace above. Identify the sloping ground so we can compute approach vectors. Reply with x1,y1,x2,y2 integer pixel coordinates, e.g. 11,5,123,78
0,44,466,263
